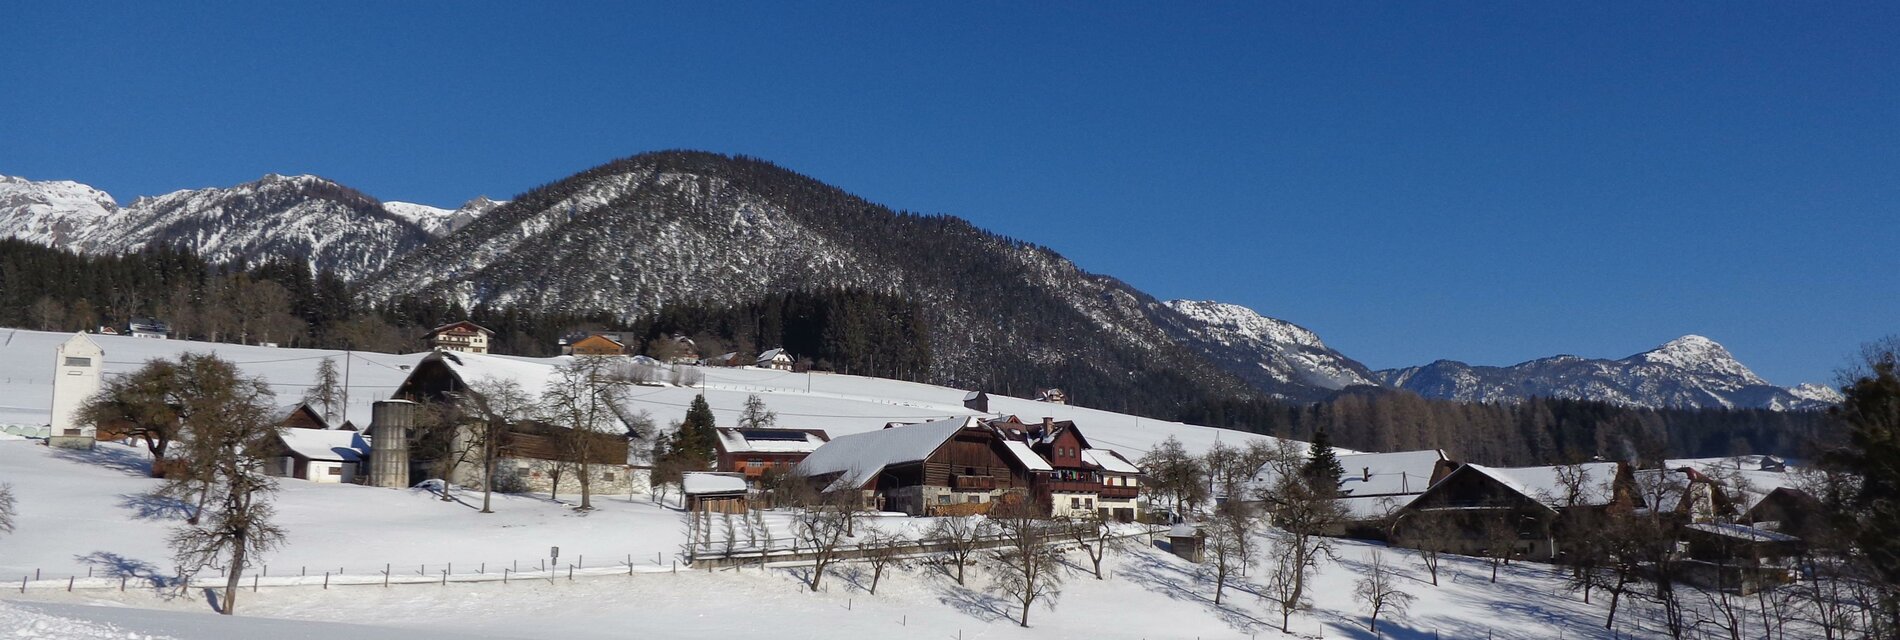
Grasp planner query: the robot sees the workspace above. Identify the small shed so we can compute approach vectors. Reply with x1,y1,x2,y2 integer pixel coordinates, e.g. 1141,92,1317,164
1168,523,1206,563
683,472,750,514
963,391,989,413
1036,388,1067,405
271,429,370,483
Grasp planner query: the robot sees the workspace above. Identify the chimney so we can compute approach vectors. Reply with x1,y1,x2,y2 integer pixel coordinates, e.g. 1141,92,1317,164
1362,467,1371,481
1042,417,1054,430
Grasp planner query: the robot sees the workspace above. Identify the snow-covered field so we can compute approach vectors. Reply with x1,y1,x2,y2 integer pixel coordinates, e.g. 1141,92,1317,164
0,327,1285,458
0,329,1758,638
0,434,1677,639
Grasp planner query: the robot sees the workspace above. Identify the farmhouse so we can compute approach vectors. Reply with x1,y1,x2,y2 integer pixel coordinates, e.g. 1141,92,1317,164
425,321,494,354
1391,461,1633,560
988,416,1144,521
713,427,830,483
793,416,1039,516
755,348,794,371
565,334,630,357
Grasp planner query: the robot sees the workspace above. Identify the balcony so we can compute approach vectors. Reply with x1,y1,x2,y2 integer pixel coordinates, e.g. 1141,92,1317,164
951,475,996,491
1100,485,1139,500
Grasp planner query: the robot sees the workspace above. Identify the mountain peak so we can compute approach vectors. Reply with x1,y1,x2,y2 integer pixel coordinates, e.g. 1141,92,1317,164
1630,334,1766,385
1159,299,1377,395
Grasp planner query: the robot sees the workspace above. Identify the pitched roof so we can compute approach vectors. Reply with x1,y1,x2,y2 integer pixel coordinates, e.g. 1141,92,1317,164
1082,448,1141,474
794,416,975,490
1002,440,1055,472
1252,448,1445,497
716,428,829,454
1463,462,1623,509
426,320,493,337
682,472,749,496
278,429,369,462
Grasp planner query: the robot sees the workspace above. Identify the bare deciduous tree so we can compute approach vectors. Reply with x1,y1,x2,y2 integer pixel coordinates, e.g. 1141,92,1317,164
454,377,534,514
858,533,903,595
0,483,15,536
1067,510,1122,580
793,489,859,592
77,358,184,468
988,499,1065,628
161,354,286,616
929,513,989,586
1139,435,1206,517
1399,513,1456,587
541,356,631,511
1260,439,1344,630
301,357,344,425
1353,549,1416,634
1205,504,1257,605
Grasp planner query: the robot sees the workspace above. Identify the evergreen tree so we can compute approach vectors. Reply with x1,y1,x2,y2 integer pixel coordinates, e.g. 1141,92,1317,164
1302,429,1345,491
1825,340,1900,630
675,394,719,468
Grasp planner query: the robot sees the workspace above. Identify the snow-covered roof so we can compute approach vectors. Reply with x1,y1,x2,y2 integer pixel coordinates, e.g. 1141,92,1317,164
1685,522,1800,543
1632,468,1698,513
1336,450,1446,496
1003,440,1054,472
1464,462,1622,509
1339,494,1417,521
716,428,828,454
757,348,791,363
794,416,975,490
1082,448,1140,474
278,429,369,462
1251,448,1443,496
682,472,748,496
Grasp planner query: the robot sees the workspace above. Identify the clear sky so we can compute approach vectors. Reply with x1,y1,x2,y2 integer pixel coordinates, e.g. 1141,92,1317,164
2,3,1894,386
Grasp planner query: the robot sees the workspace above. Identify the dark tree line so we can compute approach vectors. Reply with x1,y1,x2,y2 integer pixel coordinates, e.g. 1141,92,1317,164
0,237,1841,467
630,290,930,381
1180,387,1841,466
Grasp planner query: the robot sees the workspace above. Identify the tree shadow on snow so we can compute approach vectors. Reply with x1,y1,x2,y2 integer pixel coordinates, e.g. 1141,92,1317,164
50,444,152,477
74,551,179,592
1118,549,1272,633
116,491,193,521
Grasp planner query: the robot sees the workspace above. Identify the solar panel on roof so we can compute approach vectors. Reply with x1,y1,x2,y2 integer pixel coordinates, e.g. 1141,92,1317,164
739,429,808,441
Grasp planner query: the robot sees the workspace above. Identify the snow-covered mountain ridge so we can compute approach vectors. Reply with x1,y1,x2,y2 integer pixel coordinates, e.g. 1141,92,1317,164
1155,299,1378,399
1374,335,1839,411
0,173,443,280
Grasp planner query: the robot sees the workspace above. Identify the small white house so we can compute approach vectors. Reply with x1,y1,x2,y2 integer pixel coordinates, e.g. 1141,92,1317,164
270,429,370,483
48,333,104,449
756,348,794,371
126,318,171,339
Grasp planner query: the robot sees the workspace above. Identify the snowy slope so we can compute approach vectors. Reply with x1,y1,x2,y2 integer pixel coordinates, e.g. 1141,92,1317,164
1157,299,1379,399
0,174,457,280
1376,335,1838,411
0,175,119,248
384,196,505,237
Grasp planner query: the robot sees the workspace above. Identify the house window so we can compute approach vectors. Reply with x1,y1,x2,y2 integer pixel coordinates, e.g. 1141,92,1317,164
604,473,617,482
1070,497,1082,508
967,494,981,503
328,467,342,476
939,495,952,505
64,357,91,367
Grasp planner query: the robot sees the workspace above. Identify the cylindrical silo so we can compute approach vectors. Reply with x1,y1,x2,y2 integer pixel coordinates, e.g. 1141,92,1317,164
369,400,415,488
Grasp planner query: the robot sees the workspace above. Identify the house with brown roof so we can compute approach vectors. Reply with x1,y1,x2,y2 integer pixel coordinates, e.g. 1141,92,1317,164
425,321,494,354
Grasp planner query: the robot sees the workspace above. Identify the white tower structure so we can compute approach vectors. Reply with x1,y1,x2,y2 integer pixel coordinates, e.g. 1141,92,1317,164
49,332,104,448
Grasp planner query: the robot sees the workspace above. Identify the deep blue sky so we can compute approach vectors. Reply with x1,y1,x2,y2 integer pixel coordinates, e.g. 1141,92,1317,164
3,4,1894,386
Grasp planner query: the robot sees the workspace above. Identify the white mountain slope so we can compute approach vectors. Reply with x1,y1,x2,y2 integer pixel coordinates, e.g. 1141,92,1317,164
0,175,119,247
0,174,476,280
1157,299,1379,398
385,196,507,237
1376,335,1839,411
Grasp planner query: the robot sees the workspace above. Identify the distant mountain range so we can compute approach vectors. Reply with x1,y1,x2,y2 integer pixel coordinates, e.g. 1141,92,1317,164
0,155,1839,412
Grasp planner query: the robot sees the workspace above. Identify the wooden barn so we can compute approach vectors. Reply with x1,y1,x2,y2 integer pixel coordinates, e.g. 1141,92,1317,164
793,416,1039,516
1391,461,1634,561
